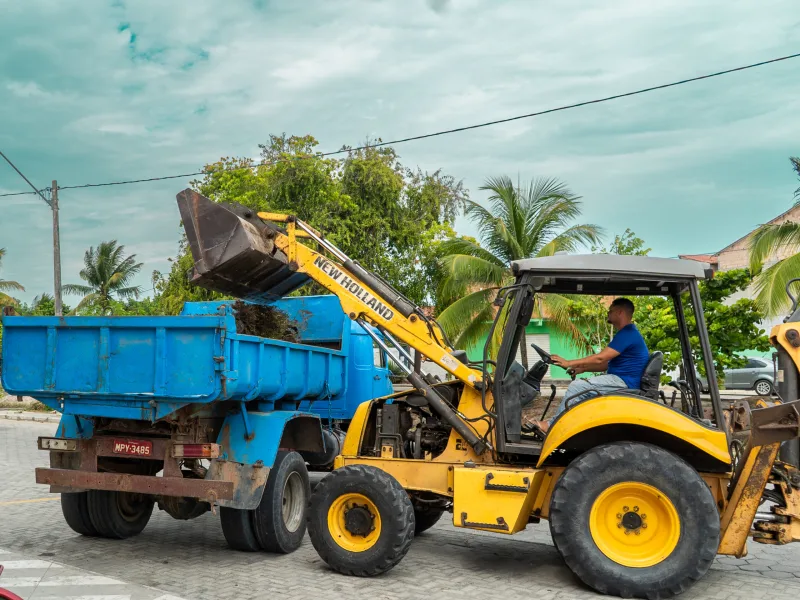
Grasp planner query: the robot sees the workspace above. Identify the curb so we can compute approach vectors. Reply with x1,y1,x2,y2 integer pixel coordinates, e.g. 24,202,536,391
0,411,60,424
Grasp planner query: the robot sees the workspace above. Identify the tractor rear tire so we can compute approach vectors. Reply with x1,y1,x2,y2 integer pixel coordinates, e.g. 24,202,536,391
549,441,719,599
61,492,99,536
413,506,443,535
87,490,154,539
307,465,415,576
220,507,261,552
253,451,310,553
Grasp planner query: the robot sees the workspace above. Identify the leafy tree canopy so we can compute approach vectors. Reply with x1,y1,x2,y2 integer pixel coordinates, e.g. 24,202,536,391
155,134,466,311
0,247,24,307
437,175,603,365
749,156,800,316
636,269,770,381
64,240,143,314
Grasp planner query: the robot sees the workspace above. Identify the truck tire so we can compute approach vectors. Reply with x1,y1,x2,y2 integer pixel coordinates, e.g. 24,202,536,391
307,465,415,576
413,506,443,535
253,451,310,554
61,492,99,536
87,490,154,539
219,508,261,552
549,442,719,599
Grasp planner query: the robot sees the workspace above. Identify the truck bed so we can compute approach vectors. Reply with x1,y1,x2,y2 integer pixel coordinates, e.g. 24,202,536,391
0,297,351,421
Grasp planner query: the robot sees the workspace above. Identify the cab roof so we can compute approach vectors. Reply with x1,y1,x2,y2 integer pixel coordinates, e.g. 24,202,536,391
511,255,711,296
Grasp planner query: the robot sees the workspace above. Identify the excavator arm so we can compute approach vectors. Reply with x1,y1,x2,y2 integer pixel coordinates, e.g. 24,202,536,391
177,189,489,453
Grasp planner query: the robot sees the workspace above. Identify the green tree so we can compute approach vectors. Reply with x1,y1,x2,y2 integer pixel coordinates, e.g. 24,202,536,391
171,134,465,310
63,241,143,314
19,293,71,316
0,248,24,306
749,156,800,315
635,269,770,382
794,156,800,198
437,175,603,366
153,246,225,315
593,228,651,257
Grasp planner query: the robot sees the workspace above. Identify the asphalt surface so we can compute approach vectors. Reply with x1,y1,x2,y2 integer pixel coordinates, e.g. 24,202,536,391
2,419,800,600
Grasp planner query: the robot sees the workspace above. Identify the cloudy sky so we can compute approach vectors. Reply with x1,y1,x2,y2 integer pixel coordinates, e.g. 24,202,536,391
1,0,798,303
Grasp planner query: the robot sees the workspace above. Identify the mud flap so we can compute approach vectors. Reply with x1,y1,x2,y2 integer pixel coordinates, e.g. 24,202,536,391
212,410,323,509
206,461,270,510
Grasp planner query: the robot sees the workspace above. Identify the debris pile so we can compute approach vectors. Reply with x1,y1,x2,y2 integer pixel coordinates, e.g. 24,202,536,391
232,301,300,342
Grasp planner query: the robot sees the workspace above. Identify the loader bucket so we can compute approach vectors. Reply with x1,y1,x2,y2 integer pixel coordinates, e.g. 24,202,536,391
176,189,309,303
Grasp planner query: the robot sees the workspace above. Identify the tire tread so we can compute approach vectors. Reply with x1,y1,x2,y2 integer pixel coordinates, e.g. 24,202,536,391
307,464,414,577
60,492,99,537
549,441,719,599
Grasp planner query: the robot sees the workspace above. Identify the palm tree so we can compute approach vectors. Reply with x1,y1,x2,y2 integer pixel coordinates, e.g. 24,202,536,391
0,248,25,305
437,175,602,367
63,241,143,314
749,157,800,316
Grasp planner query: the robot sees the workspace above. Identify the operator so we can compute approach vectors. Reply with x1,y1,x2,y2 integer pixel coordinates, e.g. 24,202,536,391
529,297,649,433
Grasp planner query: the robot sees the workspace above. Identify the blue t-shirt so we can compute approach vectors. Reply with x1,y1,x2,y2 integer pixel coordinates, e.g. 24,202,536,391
607,324,650,389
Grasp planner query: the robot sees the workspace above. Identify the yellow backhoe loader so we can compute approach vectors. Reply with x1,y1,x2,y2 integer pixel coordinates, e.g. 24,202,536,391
178,189,800,599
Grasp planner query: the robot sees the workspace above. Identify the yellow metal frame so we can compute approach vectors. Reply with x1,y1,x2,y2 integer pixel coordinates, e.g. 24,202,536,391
337,394,732,535
718,443,781,556
251,210,800,554
538,395,731,468
257,211,483,387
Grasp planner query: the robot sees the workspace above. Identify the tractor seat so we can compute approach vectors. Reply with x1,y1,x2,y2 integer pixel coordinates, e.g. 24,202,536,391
625,351,663,401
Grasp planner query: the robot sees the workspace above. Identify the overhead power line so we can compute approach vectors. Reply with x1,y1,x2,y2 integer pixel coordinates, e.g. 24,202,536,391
1,51,799,199
0,151,51,205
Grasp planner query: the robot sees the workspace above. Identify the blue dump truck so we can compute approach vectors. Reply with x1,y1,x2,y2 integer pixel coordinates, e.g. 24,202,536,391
0,295,392,553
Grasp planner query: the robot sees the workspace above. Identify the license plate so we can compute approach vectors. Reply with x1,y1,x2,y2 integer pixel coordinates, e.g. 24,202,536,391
112,439,153,457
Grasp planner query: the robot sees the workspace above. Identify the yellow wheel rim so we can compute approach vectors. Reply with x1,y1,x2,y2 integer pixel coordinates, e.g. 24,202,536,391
589,482,680,568
327,493,382,552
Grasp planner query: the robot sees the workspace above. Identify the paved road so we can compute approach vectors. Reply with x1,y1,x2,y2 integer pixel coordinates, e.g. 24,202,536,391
2,420,800,600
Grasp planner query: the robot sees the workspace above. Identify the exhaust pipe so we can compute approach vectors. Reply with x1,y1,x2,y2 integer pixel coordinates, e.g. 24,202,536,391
176,189,309,303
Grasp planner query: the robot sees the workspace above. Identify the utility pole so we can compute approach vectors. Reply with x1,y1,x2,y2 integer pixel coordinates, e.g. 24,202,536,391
0,151,61,314
51,180,63,316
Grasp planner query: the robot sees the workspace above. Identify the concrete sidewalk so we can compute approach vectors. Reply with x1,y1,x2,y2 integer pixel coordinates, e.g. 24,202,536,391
0,395,59,424
0,410,59,424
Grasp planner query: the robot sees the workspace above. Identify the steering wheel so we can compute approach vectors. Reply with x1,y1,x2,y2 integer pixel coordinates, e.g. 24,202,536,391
530,343,553,364
531,342,577,380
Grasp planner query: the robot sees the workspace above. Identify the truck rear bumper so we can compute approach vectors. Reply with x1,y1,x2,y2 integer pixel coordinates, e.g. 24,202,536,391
35,468,234,503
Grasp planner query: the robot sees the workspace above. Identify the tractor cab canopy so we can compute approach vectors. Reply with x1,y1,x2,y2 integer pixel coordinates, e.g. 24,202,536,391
511,254,712,296
491,254,726,457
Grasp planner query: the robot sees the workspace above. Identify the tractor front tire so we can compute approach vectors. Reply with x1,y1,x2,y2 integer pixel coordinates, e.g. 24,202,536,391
87,490,154,539
549,442,719,599
307,465,415,576
61,492,99,536
253,451,310,553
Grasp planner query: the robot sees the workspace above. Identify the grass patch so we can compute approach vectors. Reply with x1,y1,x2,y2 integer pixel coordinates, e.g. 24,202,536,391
0,400,55,412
